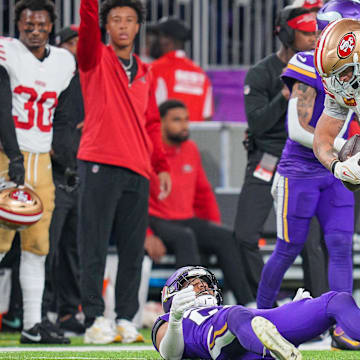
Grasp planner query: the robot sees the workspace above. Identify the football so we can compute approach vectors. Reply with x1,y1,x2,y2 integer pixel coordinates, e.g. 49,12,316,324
338,134,360,192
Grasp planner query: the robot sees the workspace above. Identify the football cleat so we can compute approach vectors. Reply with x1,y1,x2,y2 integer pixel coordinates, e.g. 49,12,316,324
331,325,360,351
84,316,121,344
20,321,70,344
116,319,144,343
251,316,302,360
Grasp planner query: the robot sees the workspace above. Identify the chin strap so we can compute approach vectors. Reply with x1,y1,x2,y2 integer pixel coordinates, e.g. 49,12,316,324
194,294,218,307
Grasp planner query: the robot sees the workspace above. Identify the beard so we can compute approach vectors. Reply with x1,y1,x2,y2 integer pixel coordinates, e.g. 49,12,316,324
167,132,189,144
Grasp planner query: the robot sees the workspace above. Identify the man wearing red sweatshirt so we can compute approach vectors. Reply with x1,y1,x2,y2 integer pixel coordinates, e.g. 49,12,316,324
145,100,254,307
77,0,171,344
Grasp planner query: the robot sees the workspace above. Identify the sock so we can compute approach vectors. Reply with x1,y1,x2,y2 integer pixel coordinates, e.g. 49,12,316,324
325,232,353,294
257,240,303,309
20,250,46,330
327,292,360,341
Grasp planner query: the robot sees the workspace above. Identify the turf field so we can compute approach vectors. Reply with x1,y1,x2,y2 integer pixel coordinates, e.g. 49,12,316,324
0,330,359,359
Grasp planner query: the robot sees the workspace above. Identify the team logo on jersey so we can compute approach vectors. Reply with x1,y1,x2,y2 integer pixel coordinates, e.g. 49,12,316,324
337,33,356,59
343,97,357,106
183,164,193,173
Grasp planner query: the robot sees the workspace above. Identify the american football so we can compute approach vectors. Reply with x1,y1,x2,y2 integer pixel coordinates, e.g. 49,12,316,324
338,134,360,192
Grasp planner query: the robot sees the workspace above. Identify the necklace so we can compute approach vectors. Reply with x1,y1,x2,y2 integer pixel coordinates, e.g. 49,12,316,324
120,55,133,82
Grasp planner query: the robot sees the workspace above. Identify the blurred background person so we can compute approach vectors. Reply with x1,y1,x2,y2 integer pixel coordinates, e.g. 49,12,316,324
43,24,85,336
148,17,214,121
233,6,317,299
145,99,255,306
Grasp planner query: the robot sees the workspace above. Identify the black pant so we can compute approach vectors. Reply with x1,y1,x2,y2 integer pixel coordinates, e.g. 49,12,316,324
149,216,254,305
234,150,328,298
77,161,149,324
43,185,81,317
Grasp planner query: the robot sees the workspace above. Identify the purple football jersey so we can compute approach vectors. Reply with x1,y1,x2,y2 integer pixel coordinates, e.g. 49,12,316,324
152,305,247,359
277,51,349,178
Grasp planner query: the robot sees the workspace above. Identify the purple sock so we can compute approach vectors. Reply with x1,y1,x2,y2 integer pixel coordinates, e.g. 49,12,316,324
257,240,303,309
327,292,360,341
325,232,353,293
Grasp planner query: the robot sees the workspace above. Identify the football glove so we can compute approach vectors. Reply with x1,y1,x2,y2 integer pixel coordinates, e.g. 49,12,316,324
333,153,360,184
8,155,25,186
170,285,196,322
292,288,312,302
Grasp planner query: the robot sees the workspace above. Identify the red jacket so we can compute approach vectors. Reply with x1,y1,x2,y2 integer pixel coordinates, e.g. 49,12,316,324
149,140,221,222
151,50,214,122
77,0,169,178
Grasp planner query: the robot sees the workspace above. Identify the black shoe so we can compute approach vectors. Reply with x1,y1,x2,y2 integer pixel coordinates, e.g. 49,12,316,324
1,313,22,332
20,321,70,344
58,314,85,335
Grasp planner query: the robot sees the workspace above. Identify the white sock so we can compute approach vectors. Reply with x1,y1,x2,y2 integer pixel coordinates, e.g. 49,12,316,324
0,253,6,263
20,250,46,330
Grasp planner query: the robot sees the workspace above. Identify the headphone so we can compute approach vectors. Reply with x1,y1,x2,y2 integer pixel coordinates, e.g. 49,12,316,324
275,6,311,48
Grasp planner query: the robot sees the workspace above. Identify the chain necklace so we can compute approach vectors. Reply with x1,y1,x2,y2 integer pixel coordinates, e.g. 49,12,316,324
120,55,133,82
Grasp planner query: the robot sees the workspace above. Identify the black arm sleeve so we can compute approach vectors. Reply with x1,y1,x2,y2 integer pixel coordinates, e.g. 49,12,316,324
52,75,77,171
0,65,22,160
244,67,288,136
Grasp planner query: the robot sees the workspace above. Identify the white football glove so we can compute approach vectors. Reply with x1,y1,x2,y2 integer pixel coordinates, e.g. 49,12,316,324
292,288,313,302
170,285,196,321
333,152,360,184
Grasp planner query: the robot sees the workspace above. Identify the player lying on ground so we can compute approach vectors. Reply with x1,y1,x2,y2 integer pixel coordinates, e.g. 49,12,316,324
152,266,360,360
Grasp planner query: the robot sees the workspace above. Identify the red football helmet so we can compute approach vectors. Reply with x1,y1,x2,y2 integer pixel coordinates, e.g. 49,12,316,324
0,183,43,231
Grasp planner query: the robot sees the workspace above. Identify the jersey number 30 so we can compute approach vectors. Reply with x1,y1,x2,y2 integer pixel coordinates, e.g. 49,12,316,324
13,85,58,132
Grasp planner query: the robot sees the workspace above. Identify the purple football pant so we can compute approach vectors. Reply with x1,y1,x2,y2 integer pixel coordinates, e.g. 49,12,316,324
257,175,354,309
226,292,360,359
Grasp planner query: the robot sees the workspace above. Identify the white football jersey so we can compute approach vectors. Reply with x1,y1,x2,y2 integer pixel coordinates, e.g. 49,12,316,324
0,37,75,153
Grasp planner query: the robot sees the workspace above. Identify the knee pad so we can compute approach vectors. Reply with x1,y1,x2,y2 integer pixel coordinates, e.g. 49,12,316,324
325,232,352,257
273,240,304,265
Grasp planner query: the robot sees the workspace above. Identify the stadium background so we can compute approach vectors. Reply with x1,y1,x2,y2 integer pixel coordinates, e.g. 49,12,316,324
1,0,360,301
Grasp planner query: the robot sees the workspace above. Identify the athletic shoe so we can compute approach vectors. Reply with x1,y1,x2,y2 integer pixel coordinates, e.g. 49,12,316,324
58,314,85,336
20,321,70,344
84,316,121,344
1,313,22,332
331,325,360,350
251,316,302,360
116,319,144,343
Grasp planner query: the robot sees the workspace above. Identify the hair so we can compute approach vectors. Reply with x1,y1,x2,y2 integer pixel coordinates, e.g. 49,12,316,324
159,99,187,118
100,0,146,28
15,0,56,23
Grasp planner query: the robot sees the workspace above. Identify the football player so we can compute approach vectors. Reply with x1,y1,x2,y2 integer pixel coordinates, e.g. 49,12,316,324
257,0,360,350
153,266,360,360
313,16,360,182
0,0,75,344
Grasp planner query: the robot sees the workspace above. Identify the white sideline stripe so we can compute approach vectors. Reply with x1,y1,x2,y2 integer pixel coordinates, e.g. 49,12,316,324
0,345,155,352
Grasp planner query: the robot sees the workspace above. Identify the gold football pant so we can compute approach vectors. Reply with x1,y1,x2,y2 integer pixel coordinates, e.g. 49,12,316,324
0,151,55,255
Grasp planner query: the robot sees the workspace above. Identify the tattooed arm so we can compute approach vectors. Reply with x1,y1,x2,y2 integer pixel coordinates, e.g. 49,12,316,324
313,112,345,170
287,81,316,148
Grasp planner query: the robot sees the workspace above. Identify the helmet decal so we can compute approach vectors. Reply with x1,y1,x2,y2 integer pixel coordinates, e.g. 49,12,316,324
338,33,356,58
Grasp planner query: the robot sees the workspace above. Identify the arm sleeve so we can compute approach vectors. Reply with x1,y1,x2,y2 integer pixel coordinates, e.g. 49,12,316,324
193,154,221,223
244,67,288,136
52,78,77,170
159,320,184,360
0,65,22,161
146,75,170,174
77,0,102,72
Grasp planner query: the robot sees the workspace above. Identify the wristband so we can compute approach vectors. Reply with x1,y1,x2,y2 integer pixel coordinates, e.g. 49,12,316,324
330,159,340,175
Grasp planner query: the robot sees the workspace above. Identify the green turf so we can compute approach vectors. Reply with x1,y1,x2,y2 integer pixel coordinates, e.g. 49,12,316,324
1,331,359,359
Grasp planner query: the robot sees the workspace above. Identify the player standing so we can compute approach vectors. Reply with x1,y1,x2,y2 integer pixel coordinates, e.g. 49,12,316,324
0,0,75,343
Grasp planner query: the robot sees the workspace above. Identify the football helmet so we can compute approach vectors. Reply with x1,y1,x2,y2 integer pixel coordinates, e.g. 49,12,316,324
161,266,223,313
314,18,360,98
0,182,43,231
317,0,360,31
